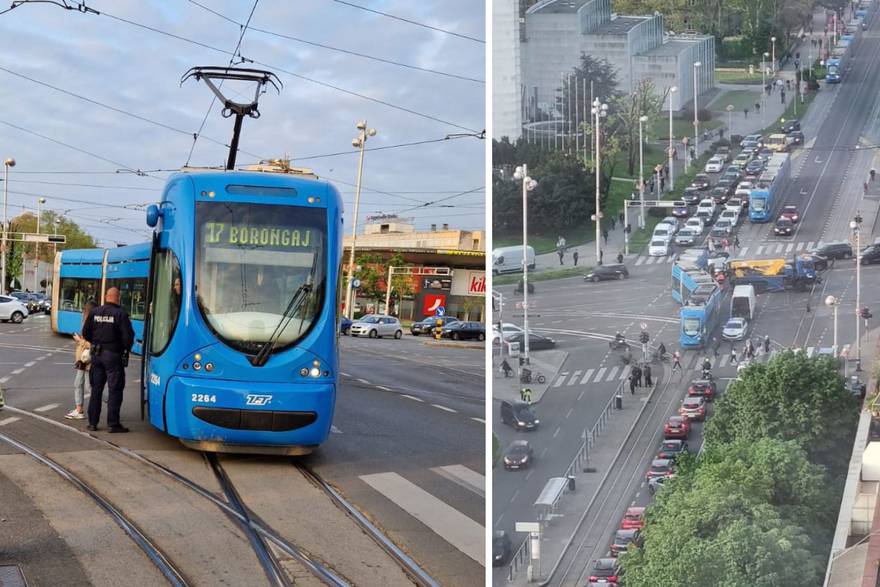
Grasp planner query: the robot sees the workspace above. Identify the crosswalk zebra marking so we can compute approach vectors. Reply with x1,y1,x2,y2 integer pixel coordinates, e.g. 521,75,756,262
430,465,485,497
606,366,620,382
580,368,594,384
594,367,607,382
785,243,793,253
619,366,631,380
568,370,582,386
740,246,749,256
554,372,568,388
796,242,805,251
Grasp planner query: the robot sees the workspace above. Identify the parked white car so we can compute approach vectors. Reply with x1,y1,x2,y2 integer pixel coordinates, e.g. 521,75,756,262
697,199,716,216
719,208,741,225
649,239,670,257
350,314,403,339
685,217,706,234
704,156,725,173
492,322,524,344
652,225,675,243
0,295,29,323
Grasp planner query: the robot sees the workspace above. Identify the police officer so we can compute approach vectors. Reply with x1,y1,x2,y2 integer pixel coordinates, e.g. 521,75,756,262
83,287,134,432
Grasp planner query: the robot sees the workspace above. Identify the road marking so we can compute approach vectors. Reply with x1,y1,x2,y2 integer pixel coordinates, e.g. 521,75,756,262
431,404,457,413
785,243,793,253
431,465,485,497
565,407,573,419
525,470,533,480
619,366,630,380
53,362,70,365
606,366,620,381
0,417,20,426
375,385,392,391
806,241,815,250
400,394,424,402
0,376,9,384
554,372,568,387
330,425,342,434
471,417,485,424
796,242,805,251
756,245,765,255
360,472,484,565
719,355,730,367
10,368,24,375
577,390,585,401
34,403,60,413
510,489,519,502
540,447,548,458
553,426,560,438
340,372,351,377
580,368,594,384
356,378,370,385
594,367,607,381
740,246,749,256
23,361,35,367
635,257,646,266
568,370,582,385
806,346,815,358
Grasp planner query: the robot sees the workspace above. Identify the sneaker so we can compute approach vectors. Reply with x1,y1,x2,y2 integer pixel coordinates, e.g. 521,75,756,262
86,424,98,431
64,410,85,420
108,426,129,433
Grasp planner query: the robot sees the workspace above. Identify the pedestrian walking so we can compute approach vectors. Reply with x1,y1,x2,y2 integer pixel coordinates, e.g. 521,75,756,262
672,351,682,372
734,235,740,250
763,335,771,354
501,359,513,378
712,336,721,358
599,249,604,265
744,107,749,118
616,252,624,264
747,341,755,360
619,211,625,224
610,217,617,230
83,287,135,433
633,364,643,387
644,364,653,387
781,89,786,104
755,101,761,114
523,388,532,403
660,176,666,191
66,300,96,420
602,229,609,245
730,347,738,365
558,249,565,265
786,79,791,90
573,250,579,266
629,374,637,394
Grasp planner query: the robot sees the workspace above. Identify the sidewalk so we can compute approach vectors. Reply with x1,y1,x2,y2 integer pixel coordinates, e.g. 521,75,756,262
492,350,568,404
529,6,832,272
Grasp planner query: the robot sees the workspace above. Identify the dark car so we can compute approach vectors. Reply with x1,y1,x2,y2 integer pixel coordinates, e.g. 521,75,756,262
646,458,675,480
672,200,690,218
9,291,42,314
588,558,621,586
32,293,51,313
507,332,555,350
442,321,485,341
410,316,458,335
340,316,352,335
710,226,731,241
493,530,511,566
682,187,702,205
710,186,730,205
691,174,711,190
756,147,774,161
688,379,716,401
774,217,794,236
780,205,800,223
808,253,829,272
503,440,534,470
788,130,805,146
813,241,853,260
610,529,642,557
745,159,766,175
657,439,690,461
585,264,629,282
500,401,540,431
862,245,880,265
781,119,801,133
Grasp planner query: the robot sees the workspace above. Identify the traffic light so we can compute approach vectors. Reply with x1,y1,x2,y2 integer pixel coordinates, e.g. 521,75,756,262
639,331,650,344
860,307,873,320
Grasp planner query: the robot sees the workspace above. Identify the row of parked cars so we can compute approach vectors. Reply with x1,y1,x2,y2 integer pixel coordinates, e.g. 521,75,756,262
0,291,50,324
587,377,718,585
339,314,486,341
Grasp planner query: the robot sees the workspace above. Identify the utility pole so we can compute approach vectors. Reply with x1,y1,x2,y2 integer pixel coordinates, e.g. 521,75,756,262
1,158,15,295
344,121,377,319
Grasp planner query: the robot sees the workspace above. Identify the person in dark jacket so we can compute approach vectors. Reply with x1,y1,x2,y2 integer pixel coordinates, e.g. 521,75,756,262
632,364,643,387
644,364,653,387
83,287,134,433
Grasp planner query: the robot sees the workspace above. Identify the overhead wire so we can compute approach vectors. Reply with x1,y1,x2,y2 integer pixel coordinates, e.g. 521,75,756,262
331,0,485,44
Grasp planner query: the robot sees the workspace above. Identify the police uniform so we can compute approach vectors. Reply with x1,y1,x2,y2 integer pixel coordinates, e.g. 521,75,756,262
83,300,134,431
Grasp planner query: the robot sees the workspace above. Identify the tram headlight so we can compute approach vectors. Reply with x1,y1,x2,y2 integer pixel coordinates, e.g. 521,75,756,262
205,363,214,372
309,367,321,378
193,362,202,371
300,368,309,377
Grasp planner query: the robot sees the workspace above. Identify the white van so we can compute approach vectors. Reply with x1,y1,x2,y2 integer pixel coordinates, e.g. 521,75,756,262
731,284,756,320
492,245,536,275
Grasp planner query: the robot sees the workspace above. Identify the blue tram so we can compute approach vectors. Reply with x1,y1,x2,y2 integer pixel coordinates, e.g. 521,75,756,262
679,284,724,349
141,169,342,455
52,243,150,354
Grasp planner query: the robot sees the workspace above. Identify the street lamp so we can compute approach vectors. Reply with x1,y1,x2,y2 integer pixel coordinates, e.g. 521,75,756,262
514,164,538,365
638,114,648,228
693,62,702,165
34,197,45,292
592,98,609,264
1,157,14,295
668,86,676,193
826,295,839,354
343,121,377,320
726,104,735,138
762,52,770,123
852,214,863,370
771,37,777,74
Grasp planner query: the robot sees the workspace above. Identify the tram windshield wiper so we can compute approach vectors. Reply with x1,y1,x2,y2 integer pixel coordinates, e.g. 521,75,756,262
250,256,319,367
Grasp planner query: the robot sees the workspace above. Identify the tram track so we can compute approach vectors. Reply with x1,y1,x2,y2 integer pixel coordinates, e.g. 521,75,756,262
1,405,433,586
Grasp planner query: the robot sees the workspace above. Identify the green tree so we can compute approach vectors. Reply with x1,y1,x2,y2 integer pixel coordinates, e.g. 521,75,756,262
704,350,859,470
353,253,384,307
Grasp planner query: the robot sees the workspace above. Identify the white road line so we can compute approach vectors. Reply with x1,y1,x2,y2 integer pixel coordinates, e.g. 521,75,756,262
740,246,749,256
432,404,457,413
666,256,674,263
53,362,70,365
34,403,60,413
401,394,424,402
806,241,815,250
568,370,581,386
756,245,764,255
619,366,630,380
594,367,607,382
796,242,805,251
553,372,567,387
430,465,485,497
553,426,560,438
785,243,793,253
360,472,484,565
0,417,20,426
635,257,646,266
577,390,585,401
580,369,594,384
565,407,573,419
10,368,24,375
606,366,620,382
375,385,392,391
719,355,729,367
340,372,351,377
23,361,35,368
806,346,815,358
0,376,9,384
356,378,370,385
471,417,485,424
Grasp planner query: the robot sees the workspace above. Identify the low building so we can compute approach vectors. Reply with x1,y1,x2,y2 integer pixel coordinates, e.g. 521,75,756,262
342,215,485,322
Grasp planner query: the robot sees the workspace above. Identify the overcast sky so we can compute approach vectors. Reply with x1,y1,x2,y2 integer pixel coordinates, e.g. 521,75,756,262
0,0,485,247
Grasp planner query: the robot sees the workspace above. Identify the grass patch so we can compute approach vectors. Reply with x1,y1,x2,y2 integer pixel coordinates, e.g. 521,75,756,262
755,89,816,136
715,68,764,84
493,433,501,465
494,266,589,285
708,89,761,112
493,224,596,253
648,118,722,141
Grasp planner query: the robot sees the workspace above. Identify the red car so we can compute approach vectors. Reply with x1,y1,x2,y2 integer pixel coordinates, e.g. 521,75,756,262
621,507,646,530
679,396,707,422
646,458,675,481
781,205,800,223
663,415,690,439
687,379,716,401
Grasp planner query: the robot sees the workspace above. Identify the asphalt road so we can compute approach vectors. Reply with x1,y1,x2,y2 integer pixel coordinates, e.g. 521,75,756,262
0,320,485,587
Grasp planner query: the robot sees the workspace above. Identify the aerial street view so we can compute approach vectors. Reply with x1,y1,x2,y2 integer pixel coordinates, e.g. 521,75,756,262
0,2,485,586
492,0,880,584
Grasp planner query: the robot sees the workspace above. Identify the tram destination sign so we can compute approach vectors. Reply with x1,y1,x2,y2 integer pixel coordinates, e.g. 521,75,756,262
202,222,315,249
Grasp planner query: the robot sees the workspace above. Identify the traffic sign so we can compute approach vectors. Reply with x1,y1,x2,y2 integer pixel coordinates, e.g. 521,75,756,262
351,278,361,288
640,322,648,330
436,306,445,317
7,232,66,243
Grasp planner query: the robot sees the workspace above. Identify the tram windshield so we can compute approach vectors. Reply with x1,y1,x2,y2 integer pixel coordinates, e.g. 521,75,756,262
196,201,326,354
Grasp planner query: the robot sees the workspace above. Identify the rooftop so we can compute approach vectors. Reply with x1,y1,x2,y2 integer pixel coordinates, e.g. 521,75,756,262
526,0,589,15
640,38,699,57
593,15,650,35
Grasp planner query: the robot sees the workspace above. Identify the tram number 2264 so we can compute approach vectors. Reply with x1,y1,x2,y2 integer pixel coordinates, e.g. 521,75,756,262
192,394,217,403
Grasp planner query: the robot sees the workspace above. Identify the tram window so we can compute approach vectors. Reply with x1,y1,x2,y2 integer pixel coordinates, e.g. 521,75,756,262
106,278,147,320
59,278,100,312
150,251,181,356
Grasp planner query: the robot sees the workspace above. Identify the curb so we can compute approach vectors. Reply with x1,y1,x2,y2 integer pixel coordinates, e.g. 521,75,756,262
418,339,484,350
539,371,667,586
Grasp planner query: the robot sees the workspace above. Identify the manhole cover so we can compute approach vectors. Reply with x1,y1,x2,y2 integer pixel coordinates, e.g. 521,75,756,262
0,565,27,587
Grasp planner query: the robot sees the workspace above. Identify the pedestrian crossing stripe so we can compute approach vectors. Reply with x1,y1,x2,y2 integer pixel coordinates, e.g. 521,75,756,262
568,370,581,385
634,256,676,266
580,368,595,384
553,373,567,388
606,366,619,381
550,364,632,387
594,367,607,381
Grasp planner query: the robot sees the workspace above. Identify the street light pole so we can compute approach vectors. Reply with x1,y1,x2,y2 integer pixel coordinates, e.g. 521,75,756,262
771,36,777,74
762,52,769,124
853,214,863,370
35,197,45,292
693,61,702,164
514,165,537,365
1,158,14,296
638,114,647,228
826,295,839,354
592,98,608,264
668,86,676,193
726,104,734,139
344,121,377,320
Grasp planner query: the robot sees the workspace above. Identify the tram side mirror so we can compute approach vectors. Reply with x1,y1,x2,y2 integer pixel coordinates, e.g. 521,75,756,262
146,204,162,228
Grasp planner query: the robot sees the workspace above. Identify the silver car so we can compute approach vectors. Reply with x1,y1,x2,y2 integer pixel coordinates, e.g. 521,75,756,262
0,295,29,323
722,317,748,341
350,314,403,339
